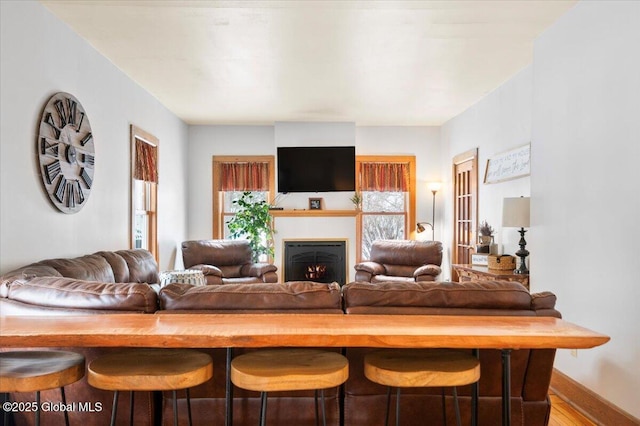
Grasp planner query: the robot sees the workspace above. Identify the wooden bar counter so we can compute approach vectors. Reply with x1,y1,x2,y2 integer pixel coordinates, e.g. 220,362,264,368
0,313,609,426
0,313,609,350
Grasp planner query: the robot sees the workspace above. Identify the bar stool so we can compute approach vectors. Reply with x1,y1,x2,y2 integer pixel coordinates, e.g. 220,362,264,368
364,349,480,426
0,350,85,426
231,348,348,426
87,348,213,426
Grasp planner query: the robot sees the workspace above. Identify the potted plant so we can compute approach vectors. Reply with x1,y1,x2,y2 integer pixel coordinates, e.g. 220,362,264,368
478,220,495,245
350,191,362,211
226,191,275,261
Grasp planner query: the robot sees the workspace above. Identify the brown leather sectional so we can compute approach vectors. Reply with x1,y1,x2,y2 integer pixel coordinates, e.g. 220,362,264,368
0,249,560,426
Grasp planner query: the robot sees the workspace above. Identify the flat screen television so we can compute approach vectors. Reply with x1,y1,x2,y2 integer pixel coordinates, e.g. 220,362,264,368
277,146,355,193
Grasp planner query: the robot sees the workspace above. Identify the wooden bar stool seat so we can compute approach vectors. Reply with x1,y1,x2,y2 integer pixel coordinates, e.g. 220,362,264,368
1,350,85,426
87,348,213,426
365,349,480,426
231,348,348,426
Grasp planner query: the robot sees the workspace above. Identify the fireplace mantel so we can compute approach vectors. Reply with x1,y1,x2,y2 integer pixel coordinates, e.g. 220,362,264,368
270,209,359,218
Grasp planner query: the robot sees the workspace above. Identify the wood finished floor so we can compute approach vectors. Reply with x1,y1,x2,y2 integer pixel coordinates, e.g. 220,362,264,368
549,392,596,426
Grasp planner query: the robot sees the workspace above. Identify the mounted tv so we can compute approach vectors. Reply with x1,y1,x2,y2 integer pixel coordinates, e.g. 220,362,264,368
277,146,355,193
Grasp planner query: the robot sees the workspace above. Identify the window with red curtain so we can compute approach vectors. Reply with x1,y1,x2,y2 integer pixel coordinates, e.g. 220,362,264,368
359,162,409,192
219,162,269,191
212,156,275,239
130,125,159,261
134,139,158,183
356,156,416,261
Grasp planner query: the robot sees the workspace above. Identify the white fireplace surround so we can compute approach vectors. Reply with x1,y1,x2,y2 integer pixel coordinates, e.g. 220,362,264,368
273,214,357,283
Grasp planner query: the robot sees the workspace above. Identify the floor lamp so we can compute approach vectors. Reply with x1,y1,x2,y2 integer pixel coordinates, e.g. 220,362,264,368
502,196,530,274
417,182,441,241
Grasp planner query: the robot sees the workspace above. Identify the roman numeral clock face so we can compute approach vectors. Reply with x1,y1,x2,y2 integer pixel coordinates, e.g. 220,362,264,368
37,92,95,213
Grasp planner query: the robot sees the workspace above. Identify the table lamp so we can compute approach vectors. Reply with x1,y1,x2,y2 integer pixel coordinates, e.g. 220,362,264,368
502,196,530,274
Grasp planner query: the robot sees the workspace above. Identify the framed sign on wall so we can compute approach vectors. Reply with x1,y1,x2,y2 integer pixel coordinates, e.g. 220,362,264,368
484,143,530,184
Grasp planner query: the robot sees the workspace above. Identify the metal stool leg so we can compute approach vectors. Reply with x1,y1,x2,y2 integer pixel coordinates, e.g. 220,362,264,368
187,388,193,426
452,387,461,426
110,390,119,426
320,389,327,426
172,390,178,426
315,390,320,426
35,390,40,426
442,388,447,426
60,387,70,426
2,393,9,426
384,387,392,426
395,388,401,426
226,348,234,426
259,392,267,426
129,391,134,426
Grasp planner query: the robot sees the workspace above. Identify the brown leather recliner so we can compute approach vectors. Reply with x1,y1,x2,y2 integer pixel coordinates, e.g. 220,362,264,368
354,239,442,283
181,239,278,285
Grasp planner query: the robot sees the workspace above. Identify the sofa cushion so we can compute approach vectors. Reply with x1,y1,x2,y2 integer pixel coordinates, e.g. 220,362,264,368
370,240,442,266
40,254,116,283
95,251,130,282
182,239,252,268
6,277,158,313
158,281,342,312
343,280,534,310
115,249,159,284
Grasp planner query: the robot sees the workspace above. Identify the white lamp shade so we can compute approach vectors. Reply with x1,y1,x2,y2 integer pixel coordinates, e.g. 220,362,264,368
502,197,530,228
428,182,442,192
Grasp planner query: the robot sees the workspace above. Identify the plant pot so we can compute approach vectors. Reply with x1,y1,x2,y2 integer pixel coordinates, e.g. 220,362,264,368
479,236,493,245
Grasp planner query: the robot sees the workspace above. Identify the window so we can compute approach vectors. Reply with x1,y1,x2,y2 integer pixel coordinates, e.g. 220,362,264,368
356,156,416,261
212,156,275,241
130,125,158,261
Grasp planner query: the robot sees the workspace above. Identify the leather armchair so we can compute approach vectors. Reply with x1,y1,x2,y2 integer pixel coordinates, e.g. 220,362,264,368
181,239,278,285
354,239,442,283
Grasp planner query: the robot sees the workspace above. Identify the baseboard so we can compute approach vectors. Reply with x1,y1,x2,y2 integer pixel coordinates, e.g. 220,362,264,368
550,369,639,426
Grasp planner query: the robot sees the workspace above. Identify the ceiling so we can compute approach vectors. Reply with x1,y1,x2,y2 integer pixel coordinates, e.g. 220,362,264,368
41,0,576,126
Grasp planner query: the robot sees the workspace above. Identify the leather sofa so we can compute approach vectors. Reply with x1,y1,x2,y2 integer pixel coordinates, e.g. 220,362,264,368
157,281,344,426
181,239,278,285
354,239,443,283
1,248,560,426
0,249,160,426
342,280,561,426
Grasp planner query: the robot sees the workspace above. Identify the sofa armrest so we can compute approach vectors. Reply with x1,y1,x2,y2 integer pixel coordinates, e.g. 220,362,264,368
354,261,386,275
189,264,223,277
531,291,561,318
240,263,278,278
414,264,441,278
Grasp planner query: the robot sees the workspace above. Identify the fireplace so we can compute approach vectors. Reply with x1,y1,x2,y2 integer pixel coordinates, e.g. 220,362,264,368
283,240,347,285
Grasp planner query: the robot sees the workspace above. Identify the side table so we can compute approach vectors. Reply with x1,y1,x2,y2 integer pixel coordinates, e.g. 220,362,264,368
452,264,529,291
159,269,206,287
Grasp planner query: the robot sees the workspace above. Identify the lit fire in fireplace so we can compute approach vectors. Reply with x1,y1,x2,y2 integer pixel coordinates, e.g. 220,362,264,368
305,264,327,280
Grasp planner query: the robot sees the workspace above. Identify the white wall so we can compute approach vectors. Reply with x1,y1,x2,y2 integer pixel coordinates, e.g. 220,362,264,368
186,125,275,240
356,126,443,242
0,1,189,272
532,1,640,417
441,66,533,278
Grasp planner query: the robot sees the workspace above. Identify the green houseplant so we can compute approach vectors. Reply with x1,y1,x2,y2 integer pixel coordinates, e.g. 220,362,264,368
226,191,275,261
350,191,362,211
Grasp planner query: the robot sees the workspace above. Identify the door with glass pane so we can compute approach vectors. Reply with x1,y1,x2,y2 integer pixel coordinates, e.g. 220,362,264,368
452,149,478,279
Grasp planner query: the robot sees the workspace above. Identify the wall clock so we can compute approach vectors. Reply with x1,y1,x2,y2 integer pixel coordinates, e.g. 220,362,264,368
37,92,94,213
